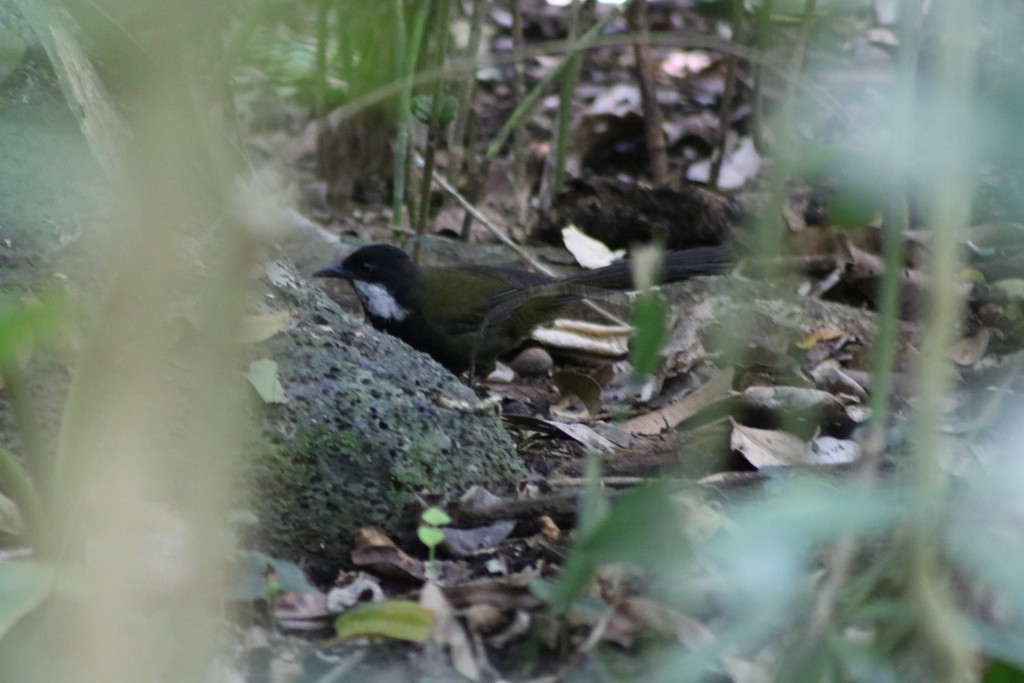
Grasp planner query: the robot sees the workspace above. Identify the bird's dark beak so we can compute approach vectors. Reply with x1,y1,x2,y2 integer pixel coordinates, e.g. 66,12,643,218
313,264,350,279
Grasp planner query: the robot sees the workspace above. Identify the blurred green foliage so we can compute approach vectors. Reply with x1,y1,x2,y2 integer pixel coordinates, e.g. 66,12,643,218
3,0,1024,680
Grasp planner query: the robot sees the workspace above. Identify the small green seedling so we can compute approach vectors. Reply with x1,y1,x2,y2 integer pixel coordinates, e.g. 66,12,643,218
417,507,451,582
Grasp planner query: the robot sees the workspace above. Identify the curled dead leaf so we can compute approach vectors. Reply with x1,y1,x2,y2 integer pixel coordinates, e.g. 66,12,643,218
532,319,631,357
562,224,625,268
729,419,806,469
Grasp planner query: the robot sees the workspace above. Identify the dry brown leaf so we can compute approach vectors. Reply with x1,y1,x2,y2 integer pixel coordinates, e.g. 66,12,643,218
539,515,561,542
421,582,483,682
355,526,397,548
532,319,630,356
545,420,617,452
729,419,806,469
621,366,735,436
810,361,869,402
351,544,425,581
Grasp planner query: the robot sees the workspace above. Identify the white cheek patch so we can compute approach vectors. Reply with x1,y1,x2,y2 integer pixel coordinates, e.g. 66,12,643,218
353,281,409,322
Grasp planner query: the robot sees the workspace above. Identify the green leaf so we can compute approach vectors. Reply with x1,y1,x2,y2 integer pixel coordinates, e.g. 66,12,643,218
972,620,1024,675
985,660,1024,683
420,506,451,527
410,94,457,126
244,358,288,404
410,95,432,124
331,600,434,644
435,95,457,126
630,292,668,377
577,450,609,537
417,526,445,550
0,293,67,367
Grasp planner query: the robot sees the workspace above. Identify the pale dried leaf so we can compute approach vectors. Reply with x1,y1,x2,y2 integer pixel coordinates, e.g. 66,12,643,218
562,224,625,269
532,319,630,356
546,421,617,452
245,358,288,404
621,367,734,435
730,420,806,468
421,582,483,681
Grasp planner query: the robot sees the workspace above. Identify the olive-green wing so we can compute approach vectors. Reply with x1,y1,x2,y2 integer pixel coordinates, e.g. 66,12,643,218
418,266,549,336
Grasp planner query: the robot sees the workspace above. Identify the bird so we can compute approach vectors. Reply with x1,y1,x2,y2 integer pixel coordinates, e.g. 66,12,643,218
314,243,731,375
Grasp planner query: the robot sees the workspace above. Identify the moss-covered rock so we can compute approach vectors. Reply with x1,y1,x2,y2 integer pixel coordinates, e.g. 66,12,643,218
0,18,523,580
246,262,523,582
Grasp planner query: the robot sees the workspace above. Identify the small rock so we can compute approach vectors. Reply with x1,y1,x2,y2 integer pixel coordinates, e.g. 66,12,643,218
509,346,553,377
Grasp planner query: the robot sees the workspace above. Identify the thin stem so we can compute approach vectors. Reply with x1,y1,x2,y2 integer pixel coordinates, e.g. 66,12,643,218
513,0,534,219
448,0,484,178
629,0,667,185
414,0,453,250
754,0,817,278
392,0,431,227
906,0,979,675
865,0,924,461
551,0,584,197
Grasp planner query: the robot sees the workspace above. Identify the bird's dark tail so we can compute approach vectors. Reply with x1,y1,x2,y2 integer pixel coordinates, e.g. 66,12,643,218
561,245,732,290
483,245,731,325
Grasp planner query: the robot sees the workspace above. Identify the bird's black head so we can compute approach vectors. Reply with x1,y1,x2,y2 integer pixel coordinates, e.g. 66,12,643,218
314,244,421,324
314,244,416,284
